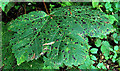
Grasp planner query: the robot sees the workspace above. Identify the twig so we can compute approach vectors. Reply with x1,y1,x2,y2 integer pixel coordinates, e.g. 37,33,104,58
42,0,54,16
36,8,37,11
24,3,26,14
42,0,49,15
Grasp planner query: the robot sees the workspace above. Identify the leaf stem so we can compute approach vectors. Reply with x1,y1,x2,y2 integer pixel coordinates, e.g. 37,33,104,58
42,0,55,16
24,3,26,14
42,0,49,15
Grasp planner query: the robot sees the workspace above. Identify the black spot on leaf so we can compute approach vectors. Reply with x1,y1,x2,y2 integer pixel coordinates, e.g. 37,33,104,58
57,23,60,25
83,31,85,34
62,50,64,53
78,11,81,13
107,29,109,32
68,50,70,53
32,21,35,23
55,47,57,49
65,58,67,60
72,55,76,60
64,55,65,57
64,43,67,45
66,36,69,37
75,42,78,44
83,22,86,24
75,21,77,24
64,17,66,19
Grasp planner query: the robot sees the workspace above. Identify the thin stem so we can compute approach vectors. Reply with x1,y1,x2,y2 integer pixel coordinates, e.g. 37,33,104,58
24,3,26,14
42,0,54,16
42,0,49,15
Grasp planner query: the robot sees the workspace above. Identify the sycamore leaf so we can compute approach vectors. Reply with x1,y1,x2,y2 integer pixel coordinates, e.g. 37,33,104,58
8,6,116,68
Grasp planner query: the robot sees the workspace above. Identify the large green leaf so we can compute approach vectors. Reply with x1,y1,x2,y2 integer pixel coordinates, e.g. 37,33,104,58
2,22,16,69
8,6,116,68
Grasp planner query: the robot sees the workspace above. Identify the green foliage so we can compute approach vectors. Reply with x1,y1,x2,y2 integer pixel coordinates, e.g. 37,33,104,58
114,46,119,51
92,1,120,14
2,22,16,69
92,0,103,11
113,33,117,38
112,33,119,44
97,63,106,69
99,40,119,63
90,48,98,54
14,57,44,69
118,57,120,66
0,2,9,11
92,1,99,8
58,2,73,7
101,41,111,60
105,2,113,12
14,5,20,10
0,22,2,68
105,15,118,24
109,45,118,63
25,3,36,11
102,2,120,13
90,55,97,60
95,39,101,47
78,56,95,69
5,5,117,69
112,51,117,62
49,4,55,12
0,2,15,14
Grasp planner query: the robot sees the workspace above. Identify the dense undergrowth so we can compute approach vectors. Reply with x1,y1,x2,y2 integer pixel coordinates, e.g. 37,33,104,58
0,1,120,70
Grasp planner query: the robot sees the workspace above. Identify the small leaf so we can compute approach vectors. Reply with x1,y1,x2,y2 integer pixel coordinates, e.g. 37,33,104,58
95,39,101,47
91,55,97,60
15,6,20,10
113,33,118,44
0,2,9,11
91,65,98,69
78,56,95,69
92,0,99,8
101,41,111,60
105,2,111,10
105,15,118,24
117,36,120,41
114,39,118,44
90,48,98,54
110,55,113,59
113,33,117,38
97,63,106,69
4,2,15,14
112,58,116,63
114,46,119,51
118,57,120,66
109,8,113,12
105,57,109,60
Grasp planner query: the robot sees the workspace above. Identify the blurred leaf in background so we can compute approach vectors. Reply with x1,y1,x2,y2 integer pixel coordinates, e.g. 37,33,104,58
0,1,15,15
